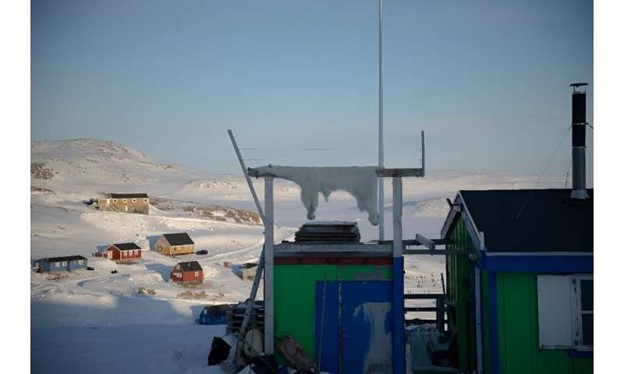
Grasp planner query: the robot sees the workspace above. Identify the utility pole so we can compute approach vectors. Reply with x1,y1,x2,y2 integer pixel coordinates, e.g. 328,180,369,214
378,0,385,240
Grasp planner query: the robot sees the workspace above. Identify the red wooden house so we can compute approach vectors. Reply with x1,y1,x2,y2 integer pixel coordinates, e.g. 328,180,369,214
104,242,142,263
170,261,203,285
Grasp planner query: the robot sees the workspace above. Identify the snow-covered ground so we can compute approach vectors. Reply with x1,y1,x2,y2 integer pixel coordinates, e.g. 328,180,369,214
29,139,571,373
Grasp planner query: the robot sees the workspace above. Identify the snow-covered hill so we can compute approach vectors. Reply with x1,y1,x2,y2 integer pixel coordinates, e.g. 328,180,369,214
30,138,571,373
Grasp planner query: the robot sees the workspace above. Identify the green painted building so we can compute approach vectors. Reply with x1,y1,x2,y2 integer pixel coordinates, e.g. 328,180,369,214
273,242,397,373
441,189,593,374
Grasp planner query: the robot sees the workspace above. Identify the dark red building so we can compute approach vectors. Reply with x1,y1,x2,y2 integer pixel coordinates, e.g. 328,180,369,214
104,242,142,263
170,261,203,285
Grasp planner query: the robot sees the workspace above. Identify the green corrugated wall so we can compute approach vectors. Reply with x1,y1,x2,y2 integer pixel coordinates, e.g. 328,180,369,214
448,217,592,374
482,269,492,374
273,263,392,360
495,272,592,374
447,217,477,373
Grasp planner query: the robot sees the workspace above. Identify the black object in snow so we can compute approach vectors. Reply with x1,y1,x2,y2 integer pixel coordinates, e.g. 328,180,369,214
207,337,231,366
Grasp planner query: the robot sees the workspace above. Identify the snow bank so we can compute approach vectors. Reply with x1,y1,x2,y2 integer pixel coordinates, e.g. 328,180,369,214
251,165,379,225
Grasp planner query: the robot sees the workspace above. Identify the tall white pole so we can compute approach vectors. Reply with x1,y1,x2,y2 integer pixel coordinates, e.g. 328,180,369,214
264,176,274,354
378,0,385,241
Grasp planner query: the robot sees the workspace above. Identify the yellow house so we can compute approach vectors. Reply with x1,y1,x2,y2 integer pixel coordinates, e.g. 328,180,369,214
96,193,149,214
155,233,195,256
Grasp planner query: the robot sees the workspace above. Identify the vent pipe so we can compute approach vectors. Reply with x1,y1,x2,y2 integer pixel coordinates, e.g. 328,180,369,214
570,82,589,200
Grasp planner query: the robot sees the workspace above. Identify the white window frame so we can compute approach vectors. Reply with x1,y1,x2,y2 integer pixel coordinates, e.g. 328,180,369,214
573,275,593,350
537,274,592,350
143,198,148,203
113,199,117,203
132,198,137,203
122,199,127,203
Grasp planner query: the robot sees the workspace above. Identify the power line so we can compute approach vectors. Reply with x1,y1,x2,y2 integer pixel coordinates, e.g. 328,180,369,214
516,125,571,218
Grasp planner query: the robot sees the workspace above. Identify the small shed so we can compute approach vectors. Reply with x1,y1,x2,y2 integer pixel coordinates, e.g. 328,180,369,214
197,304,230,325
34,255,88,272
442,189,593,374
237,263,258,281
155,233,195,256
170,261,203,284
104,242,142,263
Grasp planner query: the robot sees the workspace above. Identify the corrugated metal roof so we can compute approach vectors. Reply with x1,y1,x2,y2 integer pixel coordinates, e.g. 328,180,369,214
110,193,148,199
163,233,194,246
40,255,88,262
456,189,593,253
176,261,202,271
111,243,141,251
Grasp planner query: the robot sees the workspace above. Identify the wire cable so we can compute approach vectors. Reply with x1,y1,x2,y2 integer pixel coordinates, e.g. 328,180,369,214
515,125,572,218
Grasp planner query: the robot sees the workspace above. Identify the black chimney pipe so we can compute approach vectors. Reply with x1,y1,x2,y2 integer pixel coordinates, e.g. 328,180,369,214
570,82,589,199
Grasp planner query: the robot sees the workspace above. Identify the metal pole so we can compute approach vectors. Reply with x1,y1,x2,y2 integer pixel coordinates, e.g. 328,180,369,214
378,0,385,241
264,176,275,354
227,129,266,221
227,129,267,338
421,130,425,176
392,176,405,374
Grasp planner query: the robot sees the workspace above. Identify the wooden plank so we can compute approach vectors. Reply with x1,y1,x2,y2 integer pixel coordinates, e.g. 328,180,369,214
275,243,392,253
404,307,438,312
375,238,452,247
404,293,445,300
375,168,424,177
403,249,470,256
392,177,403,257
436,298,445,332
415,233,435,252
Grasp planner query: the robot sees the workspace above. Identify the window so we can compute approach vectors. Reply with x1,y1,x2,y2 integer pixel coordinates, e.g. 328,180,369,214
132,198,137,203
61,261,67,266
122,199,127,203
143,198,148,203
576,277,593,347
194,271,199,277
134,250,138,255
78,260,83,265
113,199,117,203
537,275,593,350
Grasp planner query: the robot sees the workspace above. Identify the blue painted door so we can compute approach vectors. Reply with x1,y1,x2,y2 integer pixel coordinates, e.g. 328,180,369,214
316,281,393,374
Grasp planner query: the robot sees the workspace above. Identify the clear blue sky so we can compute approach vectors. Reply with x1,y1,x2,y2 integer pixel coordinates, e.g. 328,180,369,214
31,0,593,178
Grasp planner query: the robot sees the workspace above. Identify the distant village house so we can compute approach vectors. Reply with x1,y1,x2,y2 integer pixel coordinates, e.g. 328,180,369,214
93,193,149,214
102,242,142,263
34,255,88,273
170,261,203,285
155,233,195,256
236,263,258,281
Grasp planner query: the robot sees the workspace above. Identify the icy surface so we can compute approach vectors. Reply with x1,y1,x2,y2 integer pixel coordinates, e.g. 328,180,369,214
252,165,379,225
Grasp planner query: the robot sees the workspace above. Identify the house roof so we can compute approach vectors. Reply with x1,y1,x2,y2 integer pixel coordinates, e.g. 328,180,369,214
40,255,87,263
163,233,194,246
176,261,203,271
110,193,148,199
449,189,593,253
110,243,141,251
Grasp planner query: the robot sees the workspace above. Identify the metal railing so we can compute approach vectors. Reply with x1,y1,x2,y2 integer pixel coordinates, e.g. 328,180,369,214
404,293,447,332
